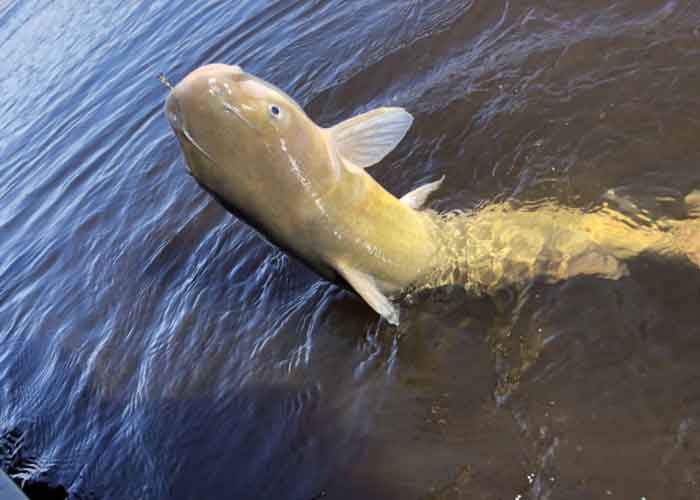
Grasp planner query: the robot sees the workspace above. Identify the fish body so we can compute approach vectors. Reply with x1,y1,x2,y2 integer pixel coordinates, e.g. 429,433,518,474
165,64,699,324
166,64,442,323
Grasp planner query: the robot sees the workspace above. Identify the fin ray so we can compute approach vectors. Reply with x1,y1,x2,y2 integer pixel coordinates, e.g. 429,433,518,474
328,108,413,169
335,262,399,325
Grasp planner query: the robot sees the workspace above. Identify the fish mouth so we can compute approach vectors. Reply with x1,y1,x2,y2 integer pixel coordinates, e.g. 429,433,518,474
165,92,214,164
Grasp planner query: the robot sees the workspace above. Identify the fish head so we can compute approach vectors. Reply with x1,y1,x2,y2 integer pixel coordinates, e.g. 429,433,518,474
164,65,422,325
165,64,334,211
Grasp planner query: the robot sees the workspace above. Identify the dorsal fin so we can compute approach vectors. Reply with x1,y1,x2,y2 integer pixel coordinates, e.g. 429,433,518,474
327,107,413,169
400,176,445,209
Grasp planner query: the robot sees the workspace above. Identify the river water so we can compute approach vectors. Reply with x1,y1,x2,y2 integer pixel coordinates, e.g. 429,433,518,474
2,1,700,499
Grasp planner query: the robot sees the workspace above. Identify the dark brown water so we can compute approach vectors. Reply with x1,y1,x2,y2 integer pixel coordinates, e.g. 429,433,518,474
2,1,700,499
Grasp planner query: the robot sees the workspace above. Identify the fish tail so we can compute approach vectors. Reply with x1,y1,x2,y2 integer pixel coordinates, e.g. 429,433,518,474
684,189,700,219
671,190,700,266
671,218,700,267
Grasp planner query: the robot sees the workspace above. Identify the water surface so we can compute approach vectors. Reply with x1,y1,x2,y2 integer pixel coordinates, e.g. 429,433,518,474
2,1,700,498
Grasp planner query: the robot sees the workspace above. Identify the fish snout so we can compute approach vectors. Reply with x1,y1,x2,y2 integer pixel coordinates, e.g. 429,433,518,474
164,84,215,164
173,64,244,100
187,63,243,79
165,91,183,132
165,63,245,131
165,64,249,170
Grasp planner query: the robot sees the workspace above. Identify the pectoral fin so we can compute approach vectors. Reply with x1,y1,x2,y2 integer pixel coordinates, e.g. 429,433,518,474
328,107,413,169
335,261,399,325
400,175,445,209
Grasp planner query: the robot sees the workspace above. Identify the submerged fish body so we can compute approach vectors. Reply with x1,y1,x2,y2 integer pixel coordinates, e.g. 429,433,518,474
165,64,700,324
429,202,698,296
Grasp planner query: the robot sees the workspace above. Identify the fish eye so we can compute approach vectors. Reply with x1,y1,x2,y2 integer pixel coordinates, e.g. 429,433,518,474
269,104,282,118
